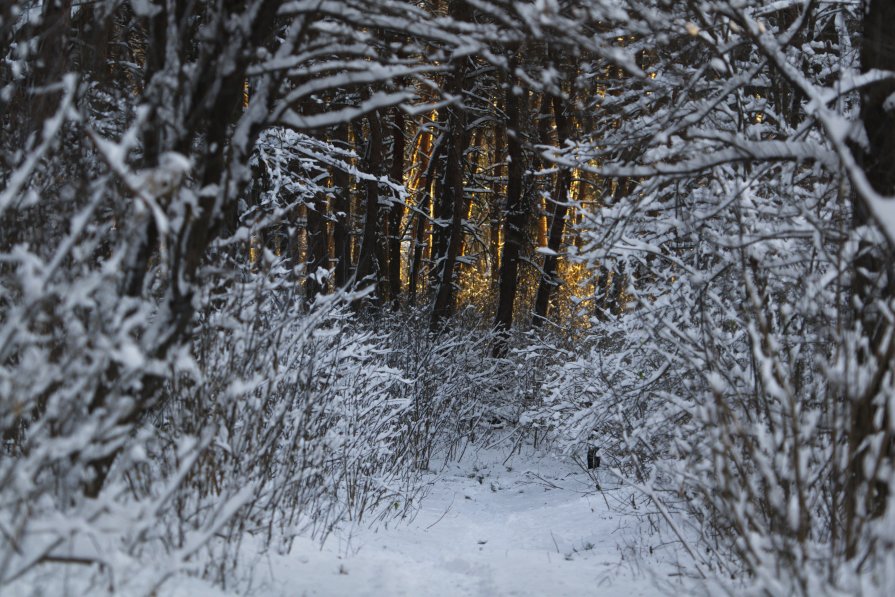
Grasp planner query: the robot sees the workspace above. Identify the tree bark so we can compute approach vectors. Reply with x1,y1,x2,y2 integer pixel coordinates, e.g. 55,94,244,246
409,123,445,303
492,74,529,352
429,98,470,328
355,111,384,299
332,121,352,289
844,0,895,558
429,0,471,329
387,107,406,307
533,93,572,326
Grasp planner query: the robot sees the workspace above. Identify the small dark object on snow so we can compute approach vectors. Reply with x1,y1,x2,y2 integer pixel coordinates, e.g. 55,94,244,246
487,416,505,429
587,446,600,470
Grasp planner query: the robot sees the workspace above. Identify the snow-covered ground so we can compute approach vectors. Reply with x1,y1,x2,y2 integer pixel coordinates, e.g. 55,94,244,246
176,445,676,597
12,445,680,596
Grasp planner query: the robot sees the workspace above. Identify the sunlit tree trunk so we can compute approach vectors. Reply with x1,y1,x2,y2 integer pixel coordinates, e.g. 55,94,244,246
489,120,505,284
410,122,445,303
533,93,572,326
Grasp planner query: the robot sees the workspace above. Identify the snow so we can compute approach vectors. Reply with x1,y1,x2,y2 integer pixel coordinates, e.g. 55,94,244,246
7,444,680,597
161,447,671,597
278,91,416,130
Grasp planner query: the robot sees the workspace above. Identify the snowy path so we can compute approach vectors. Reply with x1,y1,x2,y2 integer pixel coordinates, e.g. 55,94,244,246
200,446,674,597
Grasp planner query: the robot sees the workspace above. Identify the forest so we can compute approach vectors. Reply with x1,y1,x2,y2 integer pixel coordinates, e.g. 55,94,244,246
2,0,895,595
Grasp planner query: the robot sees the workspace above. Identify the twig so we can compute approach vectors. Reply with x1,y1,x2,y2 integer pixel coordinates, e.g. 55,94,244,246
606,469,707,580
425,493,455,530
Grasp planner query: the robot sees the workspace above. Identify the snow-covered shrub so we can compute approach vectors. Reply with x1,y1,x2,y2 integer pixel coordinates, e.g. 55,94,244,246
364,306,510,465
0,240,427,593
0,1,470,590
137,263,430,582
523,311,674,473
522,2,895,593
528,167,892,594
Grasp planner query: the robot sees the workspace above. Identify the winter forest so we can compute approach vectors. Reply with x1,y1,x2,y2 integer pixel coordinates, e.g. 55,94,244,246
2,0,895,595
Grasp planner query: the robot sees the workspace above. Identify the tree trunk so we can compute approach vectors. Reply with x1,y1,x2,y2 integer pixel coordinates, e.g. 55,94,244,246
533,93,572,326
429,98,470,328
489,122,505,285
429,0,471,329
30,0,72,134
332,121,352,289
354,111,384,299
492,74,529,352
844,0,895,558
387,107,406,307
409,124,445,303
84,0,282,497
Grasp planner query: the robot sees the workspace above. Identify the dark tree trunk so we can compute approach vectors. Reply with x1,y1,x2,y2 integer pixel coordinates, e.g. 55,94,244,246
492,75,529,351
489,122,505,285
606,261,626,316
430,142,454,290
332,121,352,289
429,101,470,329
429,0,471,329
844,0,895,558
457,127,484,260
387,107,406,307
425,141,448,289
355,111,384,298
83,0,282,498
375,207,391,302
858,0,895,205
409,125,446,303
71,4,112,84
593,265,611,321
30,0,72,133
533,93,572,326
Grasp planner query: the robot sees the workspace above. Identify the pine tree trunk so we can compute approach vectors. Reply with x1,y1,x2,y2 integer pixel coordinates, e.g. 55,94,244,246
355,111,384,299
429,100,470,328
489,122,505,285
332,121,352,289
533,93,572,326
429,0,471,329
409,125,445,302
388,107,406,307
492,74,529,351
